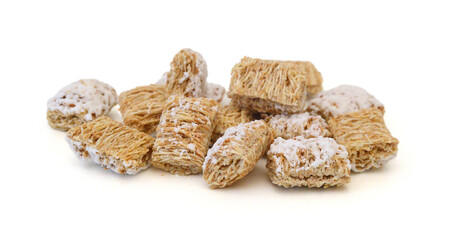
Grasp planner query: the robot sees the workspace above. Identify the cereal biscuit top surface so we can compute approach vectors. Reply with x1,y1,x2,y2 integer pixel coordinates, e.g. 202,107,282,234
204,120,268,169
47,79,117,121
229,57,307,106
307,85,384,119
266,112,330,139
268,136,349,175
205,82,226,102
167,48,208,97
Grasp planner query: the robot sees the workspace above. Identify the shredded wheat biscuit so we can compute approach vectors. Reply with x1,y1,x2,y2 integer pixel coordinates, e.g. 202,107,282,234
66,116,155,175
266,112,331,139
211,104,254,144
267,136,350,188
307,85,384,120
166,48,208,97
151,95,218,175
289,61,323,95
328,108,399,172
47,79,117,131
203,120,273,189
228,57,322,114
118,84,168,134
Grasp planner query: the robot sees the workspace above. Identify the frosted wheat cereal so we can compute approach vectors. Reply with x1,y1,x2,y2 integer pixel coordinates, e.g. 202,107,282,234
151,95,218,175
205,82,225,103
203,120,273,189
166,48,208,97
47,79,117,130
118,84,168,134
328,107,399,172
228,57,308,114
211,104,254,144
266,112,330,139
66,116,155,175
306,85,384,120
267,136,350,188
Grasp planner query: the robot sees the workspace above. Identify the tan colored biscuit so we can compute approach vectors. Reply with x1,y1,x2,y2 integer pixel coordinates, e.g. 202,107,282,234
228,57,308,114
266,112,330,139
66,116,155,175
118,84,168,134
267,136,350,188
47,79,117,130
166,48,208,97
328,108,399,172
203,120,273,189
151,95,218,175
211,104,254,144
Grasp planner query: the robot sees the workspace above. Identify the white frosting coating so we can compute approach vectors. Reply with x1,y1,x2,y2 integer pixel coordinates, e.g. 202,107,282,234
47,79,117,121
156,72,168,85
307,85,383,118
203,120,263,170
205,82,225,102
269,136,349,175
267,112,329,139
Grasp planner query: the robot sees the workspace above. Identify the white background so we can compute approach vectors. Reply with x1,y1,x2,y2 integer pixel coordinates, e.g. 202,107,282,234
1,0,455,239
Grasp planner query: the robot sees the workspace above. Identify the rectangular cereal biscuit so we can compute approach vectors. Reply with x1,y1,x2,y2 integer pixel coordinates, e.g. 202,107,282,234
151,95,218,175
228,57,321,114
211,104,254,144
267,136,351,188
118,84,168,134
47,79,117,131
166,48,208,97
66,116,155,175
328,107,399,172
307,85,384,120
203,120,273,189
266,112,330,139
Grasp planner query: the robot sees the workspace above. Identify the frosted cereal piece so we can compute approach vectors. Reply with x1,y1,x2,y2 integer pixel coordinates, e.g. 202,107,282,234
47,79,117,131
267,136,350,188
228,57,322,114
328,108,399,172
66,116,155,175
205,82,225,103
203,120,273,189
151,95,218,175
211,104,254,144
118,84,168,134
266,112,331,139
166,48,208,97
307,85,384,120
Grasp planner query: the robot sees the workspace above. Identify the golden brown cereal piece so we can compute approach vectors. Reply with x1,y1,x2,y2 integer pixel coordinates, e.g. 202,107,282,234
228,57,307,114
203,120,273,189
266,112,331,139
151,95,218,175
205,82,226,103
118,84,168,134
66,116,155,175
307,85,384,121
228,57,322,114
166,48,208,97
328,108,399,172
47,79,117,131
210,104,254,144
267,136,350,188
289,61,323,95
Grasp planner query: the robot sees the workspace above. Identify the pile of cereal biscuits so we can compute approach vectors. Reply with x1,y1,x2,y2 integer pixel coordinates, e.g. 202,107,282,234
48,48,399,189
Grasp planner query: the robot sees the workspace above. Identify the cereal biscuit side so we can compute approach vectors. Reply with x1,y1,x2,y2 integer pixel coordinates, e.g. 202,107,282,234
328,107,399,172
